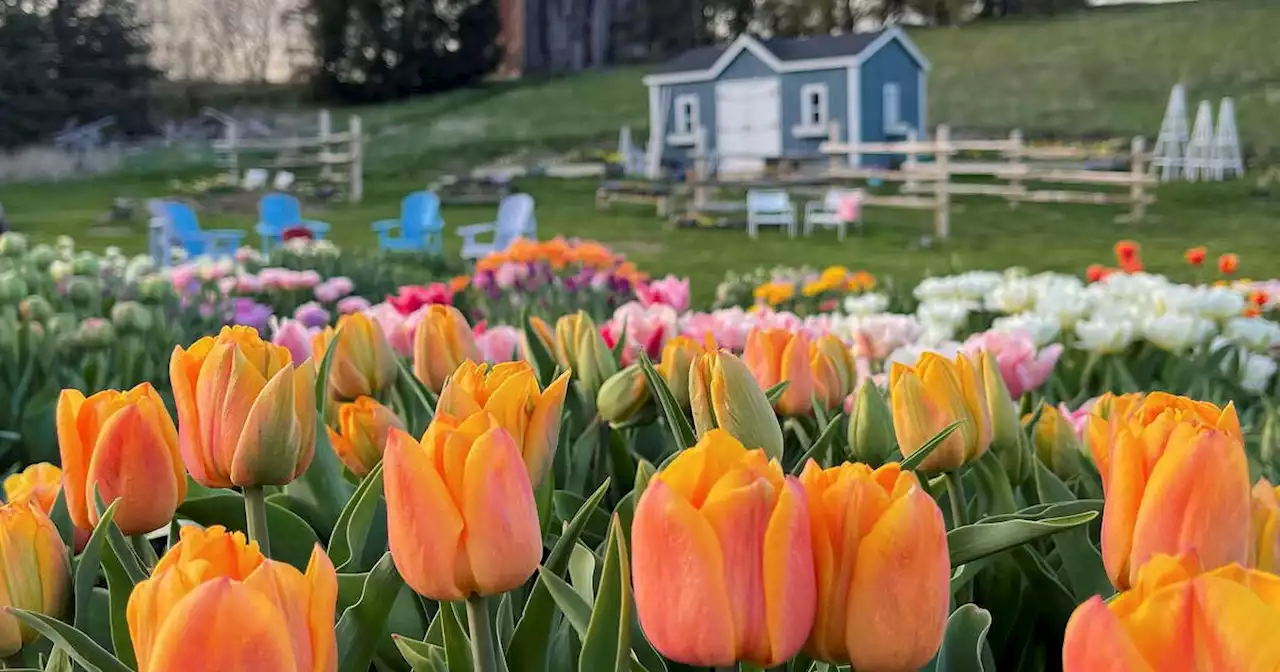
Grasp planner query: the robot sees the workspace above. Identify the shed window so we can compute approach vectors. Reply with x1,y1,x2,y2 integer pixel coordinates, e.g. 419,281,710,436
883,83,905,134
800,83,828,129
674,94,699,136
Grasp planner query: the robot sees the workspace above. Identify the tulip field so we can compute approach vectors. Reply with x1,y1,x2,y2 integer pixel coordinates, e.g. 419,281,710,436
1,230,1280,672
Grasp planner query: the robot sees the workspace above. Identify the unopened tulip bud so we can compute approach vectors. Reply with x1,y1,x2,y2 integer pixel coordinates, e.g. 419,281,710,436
890,352,990,472
0,502,70,656
313,313,399,401
65,277,97,306
743,328,814,416
0,271,28,304
413,305,480,394
554,311,617,394
109,300,153,335
327,396,406,477
19,295,52,322
1028,402,1087,481
1251,479,1280,574
977,350,1031,484
847,383,895,466
657,335,700,409
810,335,858,412
690,349,784,459
597,364,651,427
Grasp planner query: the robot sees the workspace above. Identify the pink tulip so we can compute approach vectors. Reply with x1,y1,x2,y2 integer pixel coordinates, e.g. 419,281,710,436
169,264,197,291
847,315,923,360
606,302,679,364
636,275,691,312
337,296,371,314
365,302,419,357
257,268,290,290
476,325,522,363
236,275,262,293
1057,398,1097,441
315,276,355,303
271,318,317,365
234,247,262,263
216,277,237,295
962,329,1064,399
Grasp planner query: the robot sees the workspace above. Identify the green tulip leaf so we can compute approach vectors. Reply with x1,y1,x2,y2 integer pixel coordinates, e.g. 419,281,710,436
496,594,515,653
578,515,631,672
552,491,610,547
394,355,435,435
507,479,610,672
789,416,842,475
948,511,1099,567
393,635,447,672
764,380,790,404
328,461,388,573
635,353,696,450
91,490,146,585
932,603,995,672
538,568,593,637
73,499,119,631
901,422,962,471
8,610,131,672
50,490,74,552
99,544,137,668
439,601,473,672
1032,462,1113,601
178,490,320,571
521,310,559,389
286,327,355,537
336,552,405,672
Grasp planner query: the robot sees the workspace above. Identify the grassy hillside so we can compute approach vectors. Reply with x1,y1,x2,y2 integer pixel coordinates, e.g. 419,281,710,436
322,0,1278,175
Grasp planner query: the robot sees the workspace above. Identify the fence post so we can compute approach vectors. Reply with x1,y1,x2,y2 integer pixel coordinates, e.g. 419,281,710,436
1008,128,1024,208
904,128,919,192
318,109,334,184
933,124,952,239
827,122,841,174
693,127,709,211
349,115,364,203
224,122,239,185
1128,136,1147,222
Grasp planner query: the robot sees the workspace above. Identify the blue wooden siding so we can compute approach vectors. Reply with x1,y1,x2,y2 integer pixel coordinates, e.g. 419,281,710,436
780,68,847,157
858,39,922,168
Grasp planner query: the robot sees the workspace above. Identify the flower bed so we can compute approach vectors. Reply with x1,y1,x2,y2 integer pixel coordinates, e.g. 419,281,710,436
0,229,1278,671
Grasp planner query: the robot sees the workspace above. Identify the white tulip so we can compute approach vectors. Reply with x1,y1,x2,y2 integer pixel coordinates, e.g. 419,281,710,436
842,292,889,316
1142,312,1213,352
991,313,1061,347
1239,352,1278,394
1075,316,1136,354
1224,316,1280,353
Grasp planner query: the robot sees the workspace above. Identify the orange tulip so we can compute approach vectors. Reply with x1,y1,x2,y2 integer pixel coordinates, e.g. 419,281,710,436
800,461,948,669
1113,240,1140,265
382,412,542,601
631,430,816,668
3,463,63,514
0,502,70,656
412,305,481,394
743,327,814,416
1063,554,1280,671
657,335,701,410
690,349,785,459
313,313,399,401
889,352,991,472
1086,264,1114,283
1088,392,1249,589
1250,479,1280,573
1219,253,1240,275
1185,246,1207,266
56,383,185,535
1083,392,1143,475
326,396,406,477
436,360,570,487
809,334,858,411
127,525,336,672
170,326,317,489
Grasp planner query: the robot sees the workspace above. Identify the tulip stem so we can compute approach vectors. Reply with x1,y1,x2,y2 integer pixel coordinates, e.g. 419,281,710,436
244,486,271,558
465,594,499,672
129,534,158,570
945,470,972,604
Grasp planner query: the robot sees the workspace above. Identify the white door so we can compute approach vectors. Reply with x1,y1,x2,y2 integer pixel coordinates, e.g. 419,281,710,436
715,78,781,175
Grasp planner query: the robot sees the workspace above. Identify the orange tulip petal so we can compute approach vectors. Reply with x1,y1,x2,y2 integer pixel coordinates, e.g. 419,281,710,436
461,427,542,596
143,579,298,672
1101,428,1148,589
524,370,570,486
761,477,816,667
54,389,91,530
85,406,181,535
631,479,736,666
699,472,772,663
230,365,302,487
383,429,466,601
1062,596,1156,672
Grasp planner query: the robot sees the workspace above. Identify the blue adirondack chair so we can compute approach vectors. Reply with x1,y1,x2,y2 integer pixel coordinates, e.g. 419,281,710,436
155,201,246,260
372,191,445,254
255,192,331,254
458,193,536,261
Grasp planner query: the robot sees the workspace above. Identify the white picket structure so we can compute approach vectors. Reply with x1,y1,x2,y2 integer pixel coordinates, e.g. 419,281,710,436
1212,97,1244,180
1183,100,1215,182
1152,84,1189,181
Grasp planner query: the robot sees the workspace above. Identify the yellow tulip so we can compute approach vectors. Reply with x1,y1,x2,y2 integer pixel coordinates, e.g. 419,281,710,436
313,313,399,401
1063,554,1280,671
743,327,813,416
800,462,949,669
0,502,70,657
552,311,617,394
1027,402,1087,481
170,326,316,489
383,413,542,601
127,525,336,672
1089,392,1248,589
1250,478,1280,574
56,383,186,535
689,349,784,459
3,463,63,515
889,352,991,471
412,305,480,394
978,350,1030,485
810,334,858,412
657,335,701,410
436,360,570,487
326,396,406,477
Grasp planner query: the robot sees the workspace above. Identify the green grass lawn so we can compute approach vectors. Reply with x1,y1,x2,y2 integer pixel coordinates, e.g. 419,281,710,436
7,175,1280,306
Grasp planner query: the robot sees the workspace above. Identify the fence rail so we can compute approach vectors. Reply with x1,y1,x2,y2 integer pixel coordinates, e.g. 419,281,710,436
213,109,365,203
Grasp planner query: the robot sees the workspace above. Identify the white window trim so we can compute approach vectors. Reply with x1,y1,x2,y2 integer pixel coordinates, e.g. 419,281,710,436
669,94,700,144
793,83,829,137
882,82,911,135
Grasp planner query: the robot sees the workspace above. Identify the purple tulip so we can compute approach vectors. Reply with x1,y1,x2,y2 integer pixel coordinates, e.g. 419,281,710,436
294,301,332,328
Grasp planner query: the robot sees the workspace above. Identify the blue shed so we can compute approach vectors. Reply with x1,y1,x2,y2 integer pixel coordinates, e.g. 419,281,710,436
642,27,930,174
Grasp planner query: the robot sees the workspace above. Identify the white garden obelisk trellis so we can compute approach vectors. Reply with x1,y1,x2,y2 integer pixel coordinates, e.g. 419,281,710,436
1212,97,1244,180
1152,84,1189,181
1184,100,1215,182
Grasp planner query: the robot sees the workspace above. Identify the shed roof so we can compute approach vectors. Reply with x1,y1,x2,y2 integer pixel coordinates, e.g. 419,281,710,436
654,30,886,74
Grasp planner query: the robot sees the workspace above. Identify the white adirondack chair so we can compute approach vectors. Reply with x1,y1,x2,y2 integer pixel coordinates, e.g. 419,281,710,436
459,193,537,260
746,189,797,239
804,188,863,240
